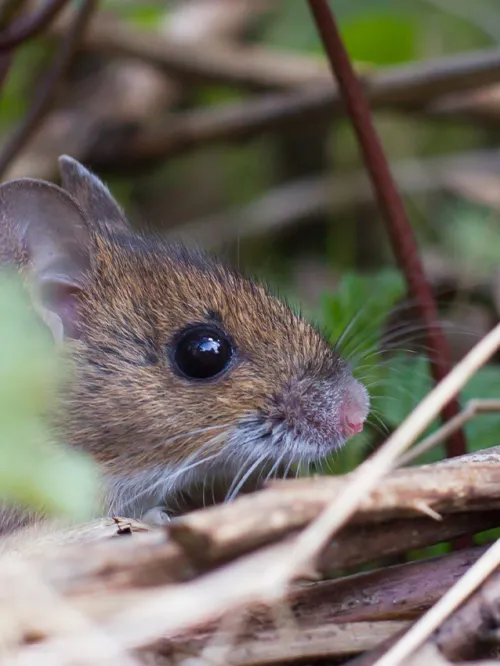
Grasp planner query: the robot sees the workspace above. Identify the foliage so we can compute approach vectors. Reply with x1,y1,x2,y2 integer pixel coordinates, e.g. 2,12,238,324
320,271,500,473
0,272,99,521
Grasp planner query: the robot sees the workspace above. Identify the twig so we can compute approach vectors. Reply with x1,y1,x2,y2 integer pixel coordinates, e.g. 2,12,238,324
265,322,500,590
297,544,489,625
0,0,97,178
320,512,499,573
0,0,69,51
373,539,500,666
401,400,500,466
170,449,500,564
52,11,331,91
55,12,500,98
194,621,410,665
434,572,500,661
307,0,465,459
169,150,500,247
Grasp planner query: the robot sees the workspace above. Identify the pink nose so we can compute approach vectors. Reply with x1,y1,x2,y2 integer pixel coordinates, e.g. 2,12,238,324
344,417,364,435
340,384,369,437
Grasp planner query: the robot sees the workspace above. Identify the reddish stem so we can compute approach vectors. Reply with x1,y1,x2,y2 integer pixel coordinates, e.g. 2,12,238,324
307,0,466,459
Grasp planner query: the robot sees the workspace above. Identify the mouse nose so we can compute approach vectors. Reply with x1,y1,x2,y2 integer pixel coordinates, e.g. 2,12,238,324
339,380,369,437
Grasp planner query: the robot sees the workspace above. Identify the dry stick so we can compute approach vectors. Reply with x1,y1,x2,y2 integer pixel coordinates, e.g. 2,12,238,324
170,452,500,566
273,322,500,596
307,0,465,460
0,0,97,178
171,150,500,247
84,89,500,170
60,12,500,96
373,540,500,666
434,572,500,661
400,400,500,466
0,0,69,50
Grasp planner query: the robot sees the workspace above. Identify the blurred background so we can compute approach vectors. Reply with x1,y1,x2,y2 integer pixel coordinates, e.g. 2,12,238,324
3,0,500,518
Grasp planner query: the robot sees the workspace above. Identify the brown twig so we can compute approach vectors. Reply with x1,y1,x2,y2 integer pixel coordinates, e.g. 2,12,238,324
434,572,500,661
0,0,97,178
167,149,500,247
401,400,500,466
0,0,69,51
307,0,466,460
169,449,500,564
53,12,500,96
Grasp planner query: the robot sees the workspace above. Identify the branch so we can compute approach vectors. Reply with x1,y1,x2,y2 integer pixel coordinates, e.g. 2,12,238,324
169,449,500,563
0,0,69,51
307,0,465,459
161,149,500,252
52,11,500,99
50,10,331,91
434,573,500,661
0,0,97,178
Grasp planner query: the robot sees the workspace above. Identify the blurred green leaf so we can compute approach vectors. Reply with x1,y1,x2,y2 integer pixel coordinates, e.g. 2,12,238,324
320,270,406,474
0,41,50,130
340,13,418,65
321,269,405,367
0,272,99,521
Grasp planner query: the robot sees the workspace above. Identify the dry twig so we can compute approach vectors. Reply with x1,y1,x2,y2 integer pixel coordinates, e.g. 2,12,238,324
0,0,97,178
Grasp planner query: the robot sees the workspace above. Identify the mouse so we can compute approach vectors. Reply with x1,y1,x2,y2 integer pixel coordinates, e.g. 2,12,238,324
0,155,369,534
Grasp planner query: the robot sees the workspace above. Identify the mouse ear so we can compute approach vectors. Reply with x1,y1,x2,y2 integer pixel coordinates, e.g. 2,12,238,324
0,178,91,343
58,155,131,235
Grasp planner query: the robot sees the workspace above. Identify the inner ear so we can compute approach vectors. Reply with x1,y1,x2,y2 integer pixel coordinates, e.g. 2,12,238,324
0,178,91,343
58,155,131,236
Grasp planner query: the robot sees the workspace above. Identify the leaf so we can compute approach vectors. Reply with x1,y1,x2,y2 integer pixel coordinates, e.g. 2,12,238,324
0,272,99,521
340,12,418,66
321,269,405,369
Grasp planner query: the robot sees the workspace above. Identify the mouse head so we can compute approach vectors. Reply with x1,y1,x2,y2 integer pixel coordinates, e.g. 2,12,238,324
0,157,369,515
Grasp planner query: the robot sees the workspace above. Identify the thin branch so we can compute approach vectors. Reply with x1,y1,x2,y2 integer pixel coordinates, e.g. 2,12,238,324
0,0,69,51
434,572,500,661
51,11,500,97
0,0,98,178
262,322,500,594
307,0,465,459
170,449,500,565
374,539,500,666
401,400,500,466
169,150,500,247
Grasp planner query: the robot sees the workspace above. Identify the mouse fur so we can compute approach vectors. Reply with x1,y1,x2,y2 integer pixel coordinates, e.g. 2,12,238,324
0,156,369,532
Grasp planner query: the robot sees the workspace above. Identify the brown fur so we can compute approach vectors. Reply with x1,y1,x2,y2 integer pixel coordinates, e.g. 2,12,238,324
61,232,343,476
0,157,369,533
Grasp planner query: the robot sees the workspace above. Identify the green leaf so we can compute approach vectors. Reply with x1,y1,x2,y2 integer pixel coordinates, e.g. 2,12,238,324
0,272,99,521
321,269,405,368
340,13,418,66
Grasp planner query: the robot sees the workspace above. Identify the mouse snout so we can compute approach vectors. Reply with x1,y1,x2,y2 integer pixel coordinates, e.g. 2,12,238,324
339,379,370,437
262,372,370,463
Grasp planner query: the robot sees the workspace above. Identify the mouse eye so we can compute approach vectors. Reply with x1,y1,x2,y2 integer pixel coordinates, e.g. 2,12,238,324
173,326,233,380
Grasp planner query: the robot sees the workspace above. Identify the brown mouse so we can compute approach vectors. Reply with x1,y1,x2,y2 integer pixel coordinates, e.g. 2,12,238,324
0,156,369,533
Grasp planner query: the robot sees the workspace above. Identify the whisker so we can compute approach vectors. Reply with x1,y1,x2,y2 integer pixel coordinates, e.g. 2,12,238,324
152,422,232,452
226,454,269,503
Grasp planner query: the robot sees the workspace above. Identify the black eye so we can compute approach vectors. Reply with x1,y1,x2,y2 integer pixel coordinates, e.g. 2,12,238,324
173,326,233,380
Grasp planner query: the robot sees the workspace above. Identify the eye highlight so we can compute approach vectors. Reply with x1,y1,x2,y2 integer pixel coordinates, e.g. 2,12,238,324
173,325,233,380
